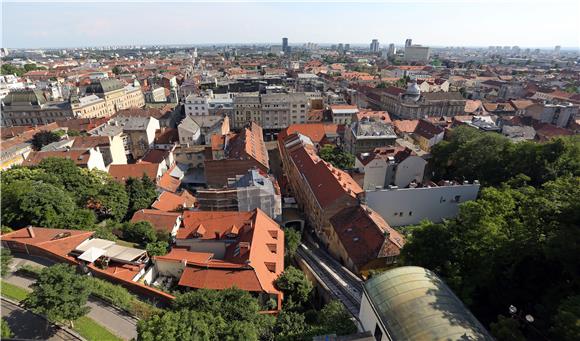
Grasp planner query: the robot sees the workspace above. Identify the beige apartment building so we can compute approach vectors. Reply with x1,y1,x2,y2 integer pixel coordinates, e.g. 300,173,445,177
84,79,145,116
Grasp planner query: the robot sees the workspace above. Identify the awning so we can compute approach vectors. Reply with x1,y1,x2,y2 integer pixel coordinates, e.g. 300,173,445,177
78,247,106,263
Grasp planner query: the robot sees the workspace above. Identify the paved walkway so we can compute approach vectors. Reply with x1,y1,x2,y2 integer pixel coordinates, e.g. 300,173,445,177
5,255,138,341
1,298,83,341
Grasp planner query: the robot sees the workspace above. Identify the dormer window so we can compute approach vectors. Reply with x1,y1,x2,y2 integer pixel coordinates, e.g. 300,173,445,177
265,262,276,273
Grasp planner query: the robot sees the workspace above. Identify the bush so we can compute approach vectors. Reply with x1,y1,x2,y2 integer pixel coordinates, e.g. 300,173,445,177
18,264,42,278
86,277,158,319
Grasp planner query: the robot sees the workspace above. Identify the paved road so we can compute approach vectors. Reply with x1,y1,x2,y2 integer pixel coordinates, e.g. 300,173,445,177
1,298,82,341
6,255,139,341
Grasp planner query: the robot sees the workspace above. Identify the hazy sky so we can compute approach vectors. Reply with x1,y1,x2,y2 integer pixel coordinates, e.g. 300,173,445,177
2,1,579,49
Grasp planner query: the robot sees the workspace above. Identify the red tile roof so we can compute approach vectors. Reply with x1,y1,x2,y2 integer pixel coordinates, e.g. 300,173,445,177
356,110,392,124
1,227,94,260
171,209,284,296
330,205,405,270
280,123,338,144
130,209,181,234
157,165,181,193
152,191,197,212
178,266,263,292
393,119,419,134
23,149,93,168
283,134,362,208
108,163,161,182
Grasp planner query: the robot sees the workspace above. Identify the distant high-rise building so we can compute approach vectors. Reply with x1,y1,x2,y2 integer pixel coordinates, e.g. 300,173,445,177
387,43,396,57
282,37,289,53
338,43,344,54
370,39,380,53
344,44,350,51
554,45,561,55
405,39,413,48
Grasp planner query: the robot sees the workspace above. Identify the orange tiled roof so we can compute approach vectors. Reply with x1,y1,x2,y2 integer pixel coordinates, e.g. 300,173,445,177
393,120,420,134
108,163,160,182
130,209,180,234
157,165,181,193
0,227,93,259
23,149,92,168
330,205,405,270
284,134,362,208
175,209,284,295
152,191,197,212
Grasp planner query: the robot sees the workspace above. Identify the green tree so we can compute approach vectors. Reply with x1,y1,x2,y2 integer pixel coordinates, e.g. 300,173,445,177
122,221,157,245
31,131,61,150
126,175,157,216
88,178,129,221
1,180,77,229
1,318,12,338
137,310,226,341
284,228,301,258
112,65,122,75
274,310,305,341
318,144,355,170
24,264,90,328
275,266,313,310
317,301,357,336
23,63,44,72
490,315,526,341
145,241,168,256
1,64,25,76
1,248,13,277
552,295,580,340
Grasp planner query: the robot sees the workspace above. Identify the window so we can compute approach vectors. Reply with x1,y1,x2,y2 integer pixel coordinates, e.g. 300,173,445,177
454,195,461,202
374,324,383,341
409,211,413,216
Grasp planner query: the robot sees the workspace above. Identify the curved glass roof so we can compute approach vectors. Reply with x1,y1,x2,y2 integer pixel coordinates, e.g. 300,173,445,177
364,266,493,341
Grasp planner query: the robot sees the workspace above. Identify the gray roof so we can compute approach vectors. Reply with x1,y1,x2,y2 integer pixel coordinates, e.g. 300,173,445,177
352,119,397,139
85,79,124,94
422,92,465,101
364,266,493,341
502,125,536,141
2,89,47,106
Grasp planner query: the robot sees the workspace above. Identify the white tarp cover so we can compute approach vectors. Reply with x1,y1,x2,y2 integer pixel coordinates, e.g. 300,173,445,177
75,238,116,252
78,247,106,263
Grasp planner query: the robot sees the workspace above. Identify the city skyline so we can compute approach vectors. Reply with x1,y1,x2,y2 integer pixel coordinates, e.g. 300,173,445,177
2,1,579,49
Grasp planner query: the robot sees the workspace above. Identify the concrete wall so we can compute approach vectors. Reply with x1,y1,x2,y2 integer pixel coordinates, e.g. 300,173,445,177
359,292,389,341
366,183,480,227
394,156,426,188
155,259,185,278
109,135,128,165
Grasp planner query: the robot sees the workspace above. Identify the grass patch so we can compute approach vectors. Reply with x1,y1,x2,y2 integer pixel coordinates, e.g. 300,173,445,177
73,316,123,341
1,281,30,302
114,240,139,248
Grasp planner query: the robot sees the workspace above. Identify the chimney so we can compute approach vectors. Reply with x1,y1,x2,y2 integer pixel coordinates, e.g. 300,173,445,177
27,226,35,238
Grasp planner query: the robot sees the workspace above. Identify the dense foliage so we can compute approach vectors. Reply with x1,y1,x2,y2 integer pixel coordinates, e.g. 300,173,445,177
430,126,580,186
31,131,61,150
318,144,355,170
402,176,580,340
0,159,157,230
1,248,13,277
24,264,90,327
275,266,313,310
283,227,301,258
126,175,158,218
138,288,271,341
0,318,11,338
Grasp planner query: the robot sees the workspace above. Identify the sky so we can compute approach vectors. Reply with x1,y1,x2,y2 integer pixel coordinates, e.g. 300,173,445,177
2,0,579,49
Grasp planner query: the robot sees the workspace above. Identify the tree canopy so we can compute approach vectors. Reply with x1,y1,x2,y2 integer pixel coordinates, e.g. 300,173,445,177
430,126,580,187
24,264,90,327
31,131,61,150
126,175,157,217
402,176,580,340
1,158,130,229
318,144,355,170
1,248,12,277
275,266,313,310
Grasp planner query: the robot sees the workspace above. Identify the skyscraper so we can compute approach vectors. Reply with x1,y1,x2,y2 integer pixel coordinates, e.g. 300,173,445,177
387,43,396,57
370,39,380,53
282,37,288,53
405,38,413,47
